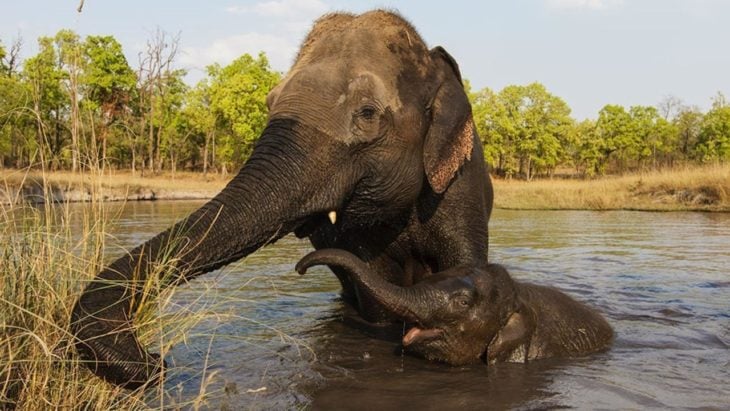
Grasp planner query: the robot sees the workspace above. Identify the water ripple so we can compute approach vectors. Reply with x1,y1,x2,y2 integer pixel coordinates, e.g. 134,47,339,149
68,202,730,409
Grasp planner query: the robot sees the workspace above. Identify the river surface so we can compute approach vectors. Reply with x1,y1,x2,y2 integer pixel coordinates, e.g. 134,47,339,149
81,201,729,409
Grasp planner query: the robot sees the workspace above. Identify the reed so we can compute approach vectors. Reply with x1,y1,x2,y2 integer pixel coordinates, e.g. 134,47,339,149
493,164,730,211
0,167,241,409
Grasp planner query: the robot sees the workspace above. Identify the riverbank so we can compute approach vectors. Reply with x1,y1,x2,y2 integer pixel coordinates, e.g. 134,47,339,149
0,169,228,204
493,164,730,212
2,165,729,211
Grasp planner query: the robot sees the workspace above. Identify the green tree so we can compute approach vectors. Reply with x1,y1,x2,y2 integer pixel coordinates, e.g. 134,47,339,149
474,83,572,179
53,30,84,171
208,52,280,174
629,105,676,169
674,107,703,158
696,95,730,162
82,35,137,167
517,83,573,179
183,79,218,174
0,42,7,75
0,38,22,78
23,36,69,168
569,119,604,177
595,104,636,173
0,68,32,167
153,69,189,173
471,87,513,174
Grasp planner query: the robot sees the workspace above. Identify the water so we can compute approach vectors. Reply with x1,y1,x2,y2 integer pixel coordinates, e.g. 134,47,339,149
87,201,730,409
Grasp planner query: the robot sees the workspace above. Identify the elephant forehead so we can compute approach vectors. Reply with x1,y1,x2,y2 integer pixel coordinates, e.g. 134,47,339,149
343,72,402,111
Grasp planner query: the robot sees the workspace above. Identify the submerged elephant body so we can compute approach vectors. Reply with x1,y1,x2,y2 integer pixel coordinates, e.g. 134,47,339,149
297,250,613,365
71,10,493,388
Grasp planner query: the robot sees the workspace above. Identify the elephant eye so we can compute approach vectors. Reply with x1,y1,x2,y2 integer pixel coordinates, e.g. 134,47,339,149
453,294,471,308
357,105,378,121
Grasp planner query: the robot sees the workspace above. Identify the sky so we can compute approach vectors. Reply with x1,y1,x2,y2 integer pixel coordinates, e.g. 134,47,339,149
2,0,729,119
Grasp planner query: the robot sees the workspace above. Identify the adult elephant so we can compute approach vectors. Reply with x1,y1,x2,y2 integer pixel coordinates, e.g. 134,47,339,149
71,10,493,389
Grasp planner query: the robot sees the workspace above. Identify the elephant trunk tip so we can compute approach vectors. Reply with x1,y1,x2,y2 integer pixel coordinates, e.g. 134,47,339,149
295,249,357,276
295,254,316,275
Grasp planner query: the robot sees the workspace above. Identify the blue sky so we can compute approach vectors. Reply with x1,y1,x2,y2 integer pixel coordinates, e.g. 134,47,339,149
2,0,729,119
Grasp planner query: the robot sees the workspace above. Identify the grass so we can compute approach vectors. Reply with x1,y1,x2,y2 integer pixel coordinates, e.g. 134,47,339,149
4,164,729,212
0,168,241,409
493,164,730,211
1,162,726,408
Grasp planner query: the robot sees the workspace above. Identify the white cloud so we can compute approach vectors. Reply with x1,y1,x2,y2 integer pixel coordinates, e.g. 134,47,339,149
546,0,625,10
226,0,328,18
180,32,298,73
181,0,330,80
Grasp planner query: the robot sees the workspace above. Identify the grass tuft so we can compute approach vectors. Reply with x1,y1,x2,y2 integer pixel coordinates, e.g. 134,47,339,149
0,168,235,409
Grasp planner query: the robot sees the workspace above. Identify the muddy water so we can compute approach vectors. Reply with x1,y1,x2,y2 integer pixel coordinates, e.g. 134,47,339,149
95,201,729,409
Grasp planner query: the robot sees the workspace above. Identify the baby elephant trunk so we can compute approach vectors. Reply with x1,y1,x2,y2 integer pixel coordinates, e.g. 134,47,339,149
296,249,435,323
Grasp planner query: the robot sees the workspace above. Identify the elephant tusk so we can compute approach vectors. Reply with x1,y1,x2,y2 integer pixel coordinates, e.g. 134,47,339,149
328,211,337,224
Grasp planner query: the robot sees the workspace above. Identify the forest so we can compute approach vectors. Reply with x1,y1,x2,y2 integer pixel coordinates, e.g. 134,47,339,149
1,30,728,179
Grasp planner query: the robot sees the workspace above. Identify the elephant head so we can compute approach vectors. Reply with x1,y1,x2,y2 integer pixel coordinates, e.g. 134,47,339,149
296,249,522,365
298,249,614,365
71,10,491,389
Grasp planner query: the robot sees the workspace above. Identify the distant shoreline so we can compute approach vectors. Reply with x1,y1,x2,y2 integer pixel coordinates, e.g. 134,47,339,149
0,170,227,205
493,164,729,212
2,165,728,211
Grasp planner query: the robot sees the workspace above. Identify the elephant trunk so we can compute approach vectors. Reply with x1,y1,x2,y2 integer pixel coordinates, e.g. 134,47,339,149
71,119,352,389
296,249,438,323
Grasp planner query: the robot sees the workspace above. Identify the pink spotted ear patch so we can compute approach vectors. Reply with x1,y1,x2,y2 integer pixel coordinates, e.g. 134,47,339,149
427,114,475,194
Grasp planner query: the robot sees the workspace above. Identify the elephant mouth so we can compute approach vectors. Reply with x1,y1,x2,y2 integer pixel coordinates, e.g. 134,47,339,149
293,212,330,238
403,326,443,346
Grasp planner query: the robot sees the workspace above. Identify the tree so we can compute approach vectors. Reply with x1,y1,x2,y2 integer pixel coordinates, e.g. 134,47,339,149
595,104,636,173
0,37,22,78
153,68,188,174
0,38,32,168
183,79,217,174
54,30,84,171
674,107,703,158
137,29,180,173
569,119,603,177
629,105,676,169
0,68,32,167
82,35,137,168
208,52,280,174
23,36,69,168
657,95,683,121
695,95,730,162
471,83,572,179
518,83,573,179
471,87,512,174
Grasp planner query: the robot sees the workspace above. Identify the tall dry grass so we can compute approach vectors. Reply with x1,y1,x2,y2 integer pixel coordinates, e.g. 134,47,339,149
493,164,730,211
0,167,234,409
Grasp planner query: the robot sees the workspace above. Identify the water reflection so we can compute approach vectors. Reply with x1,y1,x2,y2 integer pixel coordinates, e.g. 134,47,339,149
71,202,729,409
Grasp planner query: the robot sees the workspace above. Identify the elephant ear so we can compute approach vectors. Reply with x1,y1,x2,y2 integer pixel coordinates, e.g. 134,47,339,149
423,46,475,194
486,304,535,364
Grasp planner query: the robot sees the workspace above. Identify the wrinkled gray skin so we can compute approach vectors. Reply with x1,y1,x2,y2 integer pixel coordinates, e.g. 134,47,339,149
71,10,493,389
297,249,613,365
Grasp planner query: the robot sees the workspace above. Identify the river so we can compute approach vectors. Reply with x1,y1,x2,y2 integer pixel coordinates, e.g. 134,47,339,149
87,201,729,409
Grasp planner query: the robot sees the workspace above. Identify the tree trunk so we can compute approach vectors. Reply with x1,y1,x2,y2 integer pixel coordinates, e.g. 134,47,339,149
203,131,210,175
148,96,154,172
155,123,162,172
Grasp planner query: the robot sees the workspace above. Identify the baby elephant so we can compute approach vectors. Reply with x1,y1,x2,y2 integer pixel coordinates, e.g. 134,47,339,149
296,249,613,366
